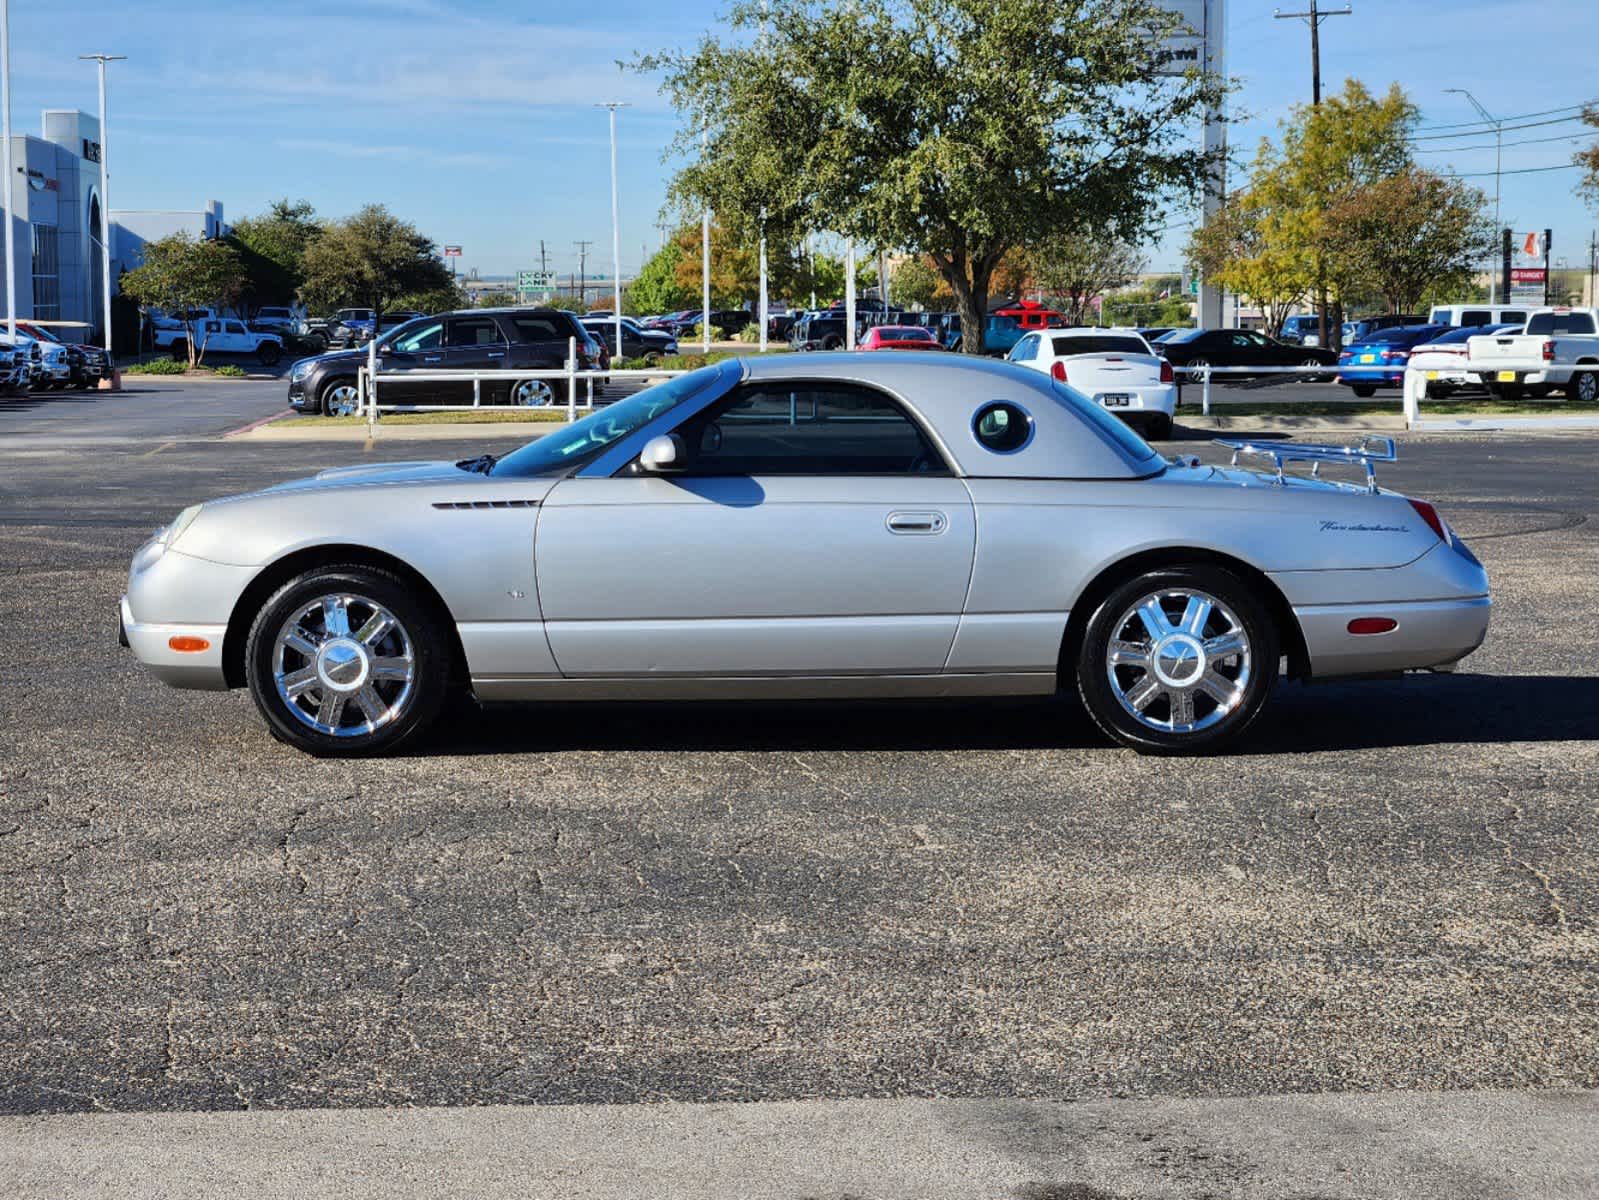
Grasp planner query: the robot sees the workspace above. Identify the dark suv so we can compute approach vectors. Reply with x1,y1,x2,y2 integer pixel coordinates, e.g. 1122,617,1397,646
288,308,601,415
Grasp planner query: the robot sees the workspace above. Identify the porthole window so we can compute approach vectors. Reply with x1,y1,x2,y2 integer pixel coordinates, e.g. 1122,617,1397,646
972,401,1034,454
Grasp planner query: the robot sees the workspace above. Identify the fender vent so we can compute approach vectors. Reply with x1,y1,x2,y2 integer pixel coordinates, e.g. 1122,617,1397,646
432,499,541,510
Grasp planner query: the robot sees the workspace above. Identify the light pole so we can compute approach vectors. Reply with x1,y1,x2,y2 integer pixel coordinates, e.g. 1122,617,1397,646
701,127,711,355
1445,87,1501,303
596,101,630,361
81,54,125,356
1,0,14,341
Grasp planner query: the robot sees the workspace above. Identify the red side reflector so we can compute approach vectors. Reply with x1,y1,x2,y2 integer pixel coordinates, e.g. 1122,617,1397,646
168,635,211,653
1051,361,1067,382
1348,618,1398,635
1407,498,1448,541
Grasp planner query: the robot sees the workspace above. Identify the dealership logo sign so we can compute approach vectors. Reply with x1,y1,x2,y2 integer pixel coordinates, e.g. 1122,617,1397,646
20,167,57,193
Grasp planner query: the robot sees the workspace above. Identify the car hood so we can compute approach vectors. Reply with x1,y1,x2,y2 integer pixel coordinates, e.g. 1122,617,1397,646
257,460,480,496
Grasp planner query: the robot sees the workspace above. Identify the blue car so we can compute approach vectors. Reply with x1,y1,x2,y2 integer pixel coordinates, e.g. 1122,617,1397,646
1336,324,1451,395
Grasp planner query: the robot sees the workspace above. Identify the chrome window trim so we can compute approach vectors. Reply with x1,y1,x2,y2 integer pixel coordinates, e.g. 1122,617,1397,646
971,400,1036,455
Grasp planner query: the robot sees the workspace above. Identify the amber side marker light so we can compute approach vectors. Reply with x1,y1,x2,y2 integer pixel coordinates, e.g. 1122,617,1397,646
168,635,211,653
1347,618,1398,636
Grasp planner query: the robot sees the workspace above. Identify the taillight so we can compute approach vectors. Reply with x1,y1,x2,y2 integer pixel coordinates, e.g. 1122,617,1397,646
1542,339,1555,363
1159,359,1174,384
1408,498,1448,542
1051,361,1067,383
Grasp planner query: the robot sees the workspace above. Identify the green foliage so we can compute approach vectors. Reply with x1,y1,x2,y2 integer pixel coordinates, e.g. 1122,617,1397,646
119,233,247,367
125,357,188,375
299,204,455,320
543,293,587,312
1101,286,1192,328
734,323,761,342
392,283,466,315
641,0,1222,351
1579,104,1599,211
888,256,946,309
474,290,516,307
230,199,321,309
628,238,697,313
211,364,247,378
1027,229,1146,324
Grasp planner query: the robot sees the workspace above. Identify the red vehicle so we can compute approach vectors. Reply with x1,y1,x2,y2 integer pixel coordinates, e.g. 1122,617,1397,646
856,325,943,352
991,299,1065,331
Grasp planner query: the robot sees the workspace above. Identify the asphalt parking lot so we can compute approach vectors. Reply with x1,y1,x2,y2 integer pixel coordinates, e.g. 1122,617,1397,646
1,379,1596,1189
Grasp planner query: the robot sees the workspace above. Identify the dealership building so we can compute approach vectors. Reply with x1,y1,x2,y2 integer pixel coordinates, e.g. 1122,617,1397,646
2,108,225,343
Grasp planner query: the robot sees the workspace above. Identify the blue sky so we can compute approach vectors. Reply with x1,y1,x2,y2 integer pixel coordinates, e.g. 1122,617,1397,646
12,0,1599,281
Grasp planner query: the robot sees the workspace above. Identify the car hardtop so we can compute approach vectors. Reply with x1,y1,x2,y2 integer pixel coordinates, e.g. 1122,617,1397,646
734,351,1160,480
1350,324,1450,346
1417,323,1519,347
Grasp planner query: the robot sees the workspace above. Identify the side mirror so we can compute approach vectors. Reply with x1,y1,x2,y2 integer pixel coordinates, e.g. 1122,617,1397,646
639,434,684,473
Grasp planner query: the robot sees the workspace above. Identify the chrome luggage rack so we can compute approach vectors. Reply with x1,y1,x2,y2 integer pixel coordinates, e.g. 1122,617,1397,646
1213,435,1397,494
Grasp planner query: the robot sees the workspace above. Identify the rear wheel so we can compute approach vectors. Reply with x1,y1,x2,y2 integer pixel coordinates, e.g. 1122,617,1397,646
257,342,282,366
169,340,188,362
1350,384,1377,398
244,565,450,757
1570,371,1599,404
1076,565,1278,755
510,378,560,407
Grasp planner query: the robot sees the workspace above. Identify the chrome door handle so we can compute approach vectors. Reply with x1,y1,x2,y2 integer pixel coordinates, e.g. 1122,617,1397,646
422,355,443,363
886,510,947,535
487,351,505,359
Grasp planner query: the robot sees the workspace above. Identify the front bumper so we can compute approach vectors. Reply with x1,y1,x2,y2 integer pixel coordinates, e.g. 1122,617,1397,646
120,594,229,690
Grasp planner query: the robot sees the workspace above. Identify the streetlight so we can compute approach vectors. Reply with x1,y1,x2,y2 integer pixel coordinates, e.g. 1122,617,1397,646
1444,87,1501,303
82,53,126,356
595,101,630,363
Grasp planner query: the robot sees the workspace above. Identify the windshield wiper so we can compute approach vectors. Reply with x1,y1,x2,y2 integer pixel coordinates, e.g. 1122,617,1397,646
455,454,498,475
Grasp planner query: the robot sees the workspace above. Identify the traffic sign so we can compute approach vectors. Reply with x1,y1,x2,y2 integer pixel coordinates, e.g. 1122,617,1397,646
518,270,556,290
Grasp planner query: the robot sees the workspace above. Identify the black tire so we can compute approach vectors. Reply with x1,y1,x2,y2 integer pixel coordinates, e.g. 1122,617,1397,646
1424,382,1450,400
169,341,188,362
823,336,843,351
1570,371,1599,404
1075,564,1279,755
1144,413,1173,441
318,377,360,417
257,342,282,366
244,564,451,757
1350,384,1377,398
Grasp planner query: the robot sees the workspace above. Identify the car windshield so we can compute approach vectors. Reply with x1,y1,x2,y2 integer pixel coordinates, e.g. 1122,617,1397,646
877,327,933,340
492,363,731,477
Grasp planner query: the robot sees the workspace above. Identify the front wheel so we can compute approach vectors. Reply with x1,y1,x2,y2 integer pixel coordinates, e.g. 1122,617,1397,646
244,565,451,756
1076,565,1279,755
319,378,361,416
1350,384,1377,398
257,342,282,366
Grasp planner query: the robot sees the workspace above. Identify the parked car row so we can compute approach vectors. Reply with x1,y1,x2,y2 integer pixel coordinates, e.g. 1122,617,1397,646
0,320,111,393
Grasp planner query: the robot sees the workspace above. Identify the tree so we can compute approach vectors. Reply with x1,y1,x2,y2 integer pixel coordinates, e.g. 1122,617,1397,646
627,238,697,313
1188,196,1309,338
1323,167,1495,315
641,0,1220,352
1026,228,1146,324
299,204,454,323
475,290,516,307
1577,103,1599,210
392,282,466,315
889,256,948,309
230,199,321,311
118,232,246,366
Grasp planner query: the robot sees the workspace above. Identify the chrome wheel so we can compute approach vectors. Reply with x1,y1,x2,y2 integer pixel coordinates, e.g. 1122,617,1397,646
324,382,360,416
271,593,415,738
512,379,555,407
1104,588,1252,734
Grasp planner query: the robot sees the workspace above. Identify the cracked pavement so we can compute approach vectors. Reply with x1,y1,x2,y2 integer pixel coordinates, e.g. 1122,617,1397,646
0,414,1596,1119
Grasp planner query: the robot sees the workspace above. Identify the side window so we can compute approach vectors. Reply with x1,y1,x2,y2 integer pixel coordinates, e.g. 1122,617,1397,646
1499,311,1526,325
1231,333,1252,347
446,317,504,347
672,383,944,476
1009,334,1039,362
510,316,564,343
1460,310,1490,327
225,321,246,334
392,321,443,353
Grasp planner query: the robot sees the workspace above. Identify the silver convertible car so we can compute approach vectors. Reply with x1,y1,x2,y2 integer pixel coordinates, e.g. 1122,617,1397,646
121,354,1490,756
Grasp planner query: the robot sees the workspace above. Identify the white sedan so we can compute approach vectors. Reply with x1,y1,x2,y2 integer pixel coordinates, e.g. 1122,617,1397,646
1007,327,1177,439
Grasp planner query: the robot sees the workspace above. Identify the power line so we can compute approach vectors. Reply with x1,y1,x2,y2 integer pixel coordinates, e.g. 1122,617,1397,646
1415,100,1595,133
1414,130,1592,154
1439,162,1582,178
1410,113,1590,142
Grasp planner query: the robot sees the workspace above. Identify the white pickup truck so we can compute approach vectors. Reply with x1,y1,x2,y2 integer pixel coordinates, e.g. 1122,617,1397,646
1465,307,1599,403
156,317,284,365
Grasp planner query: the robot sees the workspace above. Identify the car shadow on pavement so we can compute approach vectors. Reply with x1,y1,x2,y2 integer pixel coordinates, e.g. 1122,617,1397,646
421,672,1597,756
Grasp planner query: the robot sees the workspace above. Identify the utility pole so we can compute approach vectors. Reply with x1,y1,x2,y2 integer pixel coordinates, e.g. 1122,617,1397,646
574,240,593,305
538,239,548,275
1276,1,1350,348
1589,230,1597,309
1445,88,1501,302
1273,0,1350,106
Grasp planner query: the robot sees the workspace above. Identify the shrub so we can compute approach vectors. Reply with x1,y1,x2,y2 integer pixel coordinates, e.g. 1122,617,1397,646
125,358,187,375
734,324,761,343
688,322,727,341
212,364,247,378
